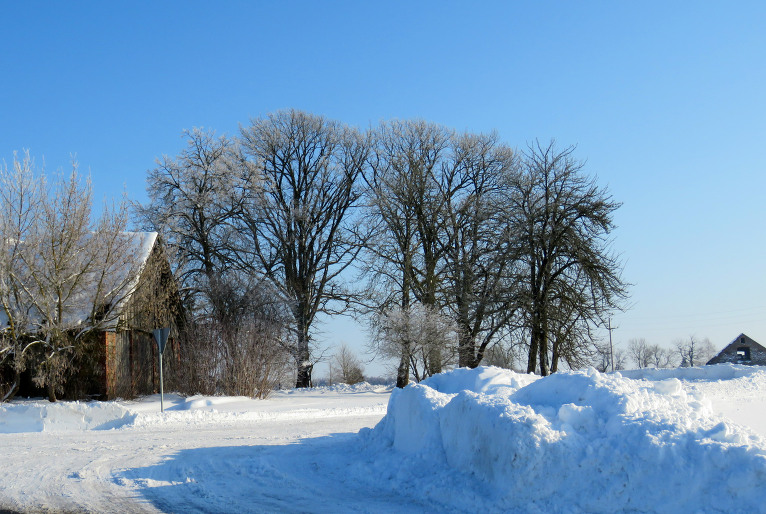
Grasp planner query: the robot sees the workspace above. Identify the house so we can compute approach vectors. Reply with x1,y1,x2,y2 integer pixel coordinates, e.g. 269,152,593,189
706,333,766,366
2,232,183,400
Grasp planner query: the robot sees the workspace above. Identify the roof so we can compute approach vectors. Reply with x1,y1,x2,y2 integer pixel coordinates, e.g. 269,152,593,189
0,231,159,333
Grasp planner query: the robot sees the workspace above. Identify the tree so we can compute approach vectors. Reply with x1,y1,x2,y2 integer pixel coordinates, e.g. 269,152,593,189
363,120,452,386
138,129,291,397
0,151,42,401
647,343,675,368
504,141,626,376
369,303,457,383
329,344,365,385
628,338,651,369
237,110,368,388
439,131,519,368
676,336,716,367
136,128,250,312
482,331,527,371
176,276,292,398
1,153,142,401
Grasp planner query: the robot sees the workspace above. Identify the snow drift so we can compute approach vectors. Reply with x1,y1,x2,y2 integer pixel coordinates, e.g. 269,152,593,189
364,366,766,512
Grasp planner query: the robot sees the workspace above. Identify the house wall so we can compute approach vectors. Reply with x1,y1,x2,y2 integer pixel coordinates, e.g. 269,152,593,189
101,240,182,400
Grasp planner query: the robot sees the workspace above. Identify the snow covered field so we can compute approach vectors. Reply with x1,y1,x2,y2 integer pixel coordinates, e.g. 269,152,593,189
2,365,766,513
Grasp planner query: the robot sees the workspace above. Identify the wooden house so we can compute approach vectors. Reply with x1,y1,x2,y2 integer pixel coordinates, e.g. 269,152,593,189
706,333,766,366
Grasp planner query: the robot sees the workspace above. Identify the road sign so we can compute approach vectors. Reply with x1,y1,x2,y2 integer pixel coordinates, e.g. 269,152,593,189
153,327,170,355
153,327,170,412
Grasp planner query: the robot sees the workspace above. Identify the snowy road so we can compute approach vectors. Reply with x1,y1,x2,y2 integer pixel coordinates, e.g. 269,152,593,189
0,388,401,513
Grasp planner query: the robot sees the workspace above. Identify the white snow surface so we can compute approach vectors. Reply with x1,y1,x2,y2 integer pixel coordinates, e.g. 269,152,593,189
2,366,766,513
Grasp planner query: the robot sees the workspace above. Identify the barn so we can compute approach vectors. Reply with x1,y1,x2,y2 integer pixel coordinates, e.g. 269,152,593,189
706,333,766,366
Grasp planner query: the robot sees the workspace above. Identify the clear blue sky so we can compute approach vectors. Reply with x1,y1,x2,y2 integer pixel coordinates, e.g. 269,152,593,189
3,1,765,376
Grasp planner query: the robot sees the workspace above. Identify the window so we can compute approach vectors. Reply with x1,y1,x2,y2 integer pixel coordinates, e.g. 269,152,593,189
737,346,751,361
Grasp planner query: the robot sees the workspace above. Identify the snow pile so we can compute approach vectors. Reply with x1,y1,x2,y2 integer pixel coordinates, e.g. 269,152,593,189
0,400,135,433
364,366,766,512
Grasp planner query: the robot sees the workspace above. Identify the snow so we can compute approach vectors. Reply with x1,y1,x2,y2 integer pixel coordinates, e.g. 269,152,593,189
2,366,766,512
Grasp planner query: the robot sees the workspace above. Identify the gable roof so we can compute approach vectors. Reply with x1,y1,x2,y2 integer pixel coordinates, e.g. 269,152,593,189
706,333,766,365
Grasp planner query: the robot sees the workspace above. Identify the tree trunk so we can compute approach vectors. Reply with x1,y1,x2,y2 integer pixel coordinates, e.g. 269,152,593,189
539,334,549,376
457,321,475,368
1,370,20,403
47,383,57,403
551,338,559,373
527,329,538,374
396,342,410,388
294,312,312,388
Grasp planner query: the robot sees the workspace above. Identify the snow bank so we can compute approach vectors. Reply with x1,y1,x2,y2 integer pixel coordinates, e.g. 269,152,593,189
364,366,766,512
0,389,390,433
0,401,135,433
619,363,766,382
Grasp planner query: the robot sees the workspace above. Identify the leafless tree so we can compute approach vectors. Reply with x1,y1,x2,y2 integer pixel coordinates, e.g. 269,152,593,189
647,344,676,368
1,153,142,401
175,276,292,398
628,338,651,369
0,151,42,401
369,303,457,383
676,336,716,367
503,141,627,376
363,120,452,386
329,343,365,385
136,128,251,313
440,131,519,368
138,129,298,396
482,331,528,371
237,110,368,388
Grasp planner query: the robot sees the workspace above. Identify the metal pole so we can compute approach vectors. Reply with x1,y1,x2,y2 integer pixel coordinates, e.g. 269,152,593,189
608,317,614,372
159,351,164,412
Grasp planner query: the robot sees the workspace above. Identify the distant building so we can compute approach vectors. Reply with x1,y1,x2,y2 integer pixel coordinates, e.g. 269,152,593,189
706,333,766,366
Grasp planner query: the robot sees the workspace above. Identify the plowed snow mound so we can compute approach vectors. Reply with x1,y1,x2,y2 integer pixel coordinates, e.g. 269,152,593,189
365,366,766,512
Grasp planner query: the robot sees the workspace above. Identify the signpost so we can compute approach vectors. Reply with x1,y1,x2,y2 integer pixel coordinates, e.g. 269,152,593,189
153,327,170,412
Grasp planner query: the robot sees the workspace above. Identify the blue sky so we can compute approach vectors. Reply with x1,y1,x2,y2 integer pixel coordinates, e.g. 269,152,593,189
3,2,765,375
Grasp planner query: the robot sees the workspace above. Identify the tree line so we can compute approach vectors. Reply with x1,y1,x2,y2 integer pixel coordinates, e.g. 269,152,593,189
1,109,628,399
137,110,627,390
606,336,717,371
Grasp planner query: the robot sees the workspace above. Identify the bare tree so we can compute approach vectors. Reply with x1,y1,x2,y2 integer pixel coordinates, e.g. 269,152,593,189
329,344,365,385
138,130,297,397
503,141,627,376
369,303,457,383
175,276,292,398
1,154,142,401
237,110,368,388
647,343,676,368
628,338,651,369
363,120,452,386
136,128,250,313
0,151,42,401
482,331,527,371
676,336,716,367
440,131,519,368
